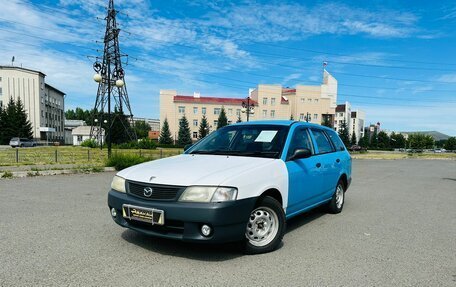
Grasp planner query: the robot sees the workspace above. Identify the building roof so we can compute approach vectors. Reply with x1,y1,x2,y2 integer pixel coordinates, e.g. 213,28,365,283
72,126,104,136
174,95,258,106
0,65,46,77
45,83,66,96
282,88,296,93
336,104,346,112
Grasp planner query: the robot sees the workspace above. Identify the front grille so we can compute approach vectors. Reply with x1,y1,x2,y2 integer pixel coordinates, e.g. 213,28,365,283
127,181,185,201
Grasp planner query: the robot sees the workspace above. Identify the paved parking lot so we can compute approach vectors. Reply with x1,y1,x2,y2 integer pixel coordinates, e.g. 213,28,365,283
0,159,455,286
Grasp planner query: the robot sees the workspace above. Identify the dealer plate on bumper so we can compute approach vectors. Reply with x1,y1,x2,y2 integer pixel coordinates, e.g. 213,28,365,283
122,204,165,225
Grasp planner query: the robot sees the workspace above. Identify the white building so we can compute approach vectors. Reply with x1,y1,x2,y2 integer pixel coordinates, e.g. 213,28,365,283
132,117,160,132
71,126,104,146
335,102,365,142
0,66,65,142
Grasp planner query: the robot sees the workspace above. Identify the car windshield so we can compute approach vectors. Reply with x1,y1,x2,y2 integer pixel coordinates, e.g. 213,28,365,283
11,138,19,141
187,124,289,159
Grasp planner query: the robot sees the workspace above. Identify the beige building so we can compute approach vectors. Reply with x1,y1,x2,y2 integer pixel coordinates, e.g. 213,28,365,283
0,66,65,142
160,71,338,141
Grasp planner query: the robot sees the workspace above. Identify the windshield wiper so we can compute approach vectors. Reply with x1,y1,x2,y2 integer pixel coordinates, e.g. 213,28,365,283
239,151,280,158
190,150,242,155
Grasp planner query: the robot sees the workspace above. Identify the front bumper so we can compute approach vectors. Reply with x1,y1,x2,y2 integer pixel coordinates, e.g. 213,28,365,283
108,190,257,243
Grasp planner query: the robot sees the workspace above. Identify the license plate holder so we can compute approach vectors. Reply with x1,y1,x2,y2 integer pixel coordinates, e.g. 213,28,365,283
122,204,164,225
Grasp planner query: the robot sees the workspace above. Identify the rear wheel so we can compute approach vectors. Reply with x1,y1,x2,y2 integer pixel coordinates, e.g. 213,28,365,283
328,180,345,214
244,196,285,254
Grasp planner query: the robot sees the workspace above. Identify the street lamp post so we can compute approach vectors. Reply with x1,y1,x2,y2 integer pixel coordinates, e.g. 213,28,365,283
93,58,125,158
241,96,255,122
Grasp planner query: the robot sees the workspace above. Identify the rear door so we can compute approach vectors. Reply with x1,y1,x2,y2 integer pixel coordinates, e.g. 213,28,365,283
309,128,340,200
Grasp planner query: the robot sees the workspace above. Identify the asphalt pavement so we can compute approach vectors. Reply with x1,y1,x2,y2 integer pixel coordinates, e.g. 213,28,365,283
0,159,455,286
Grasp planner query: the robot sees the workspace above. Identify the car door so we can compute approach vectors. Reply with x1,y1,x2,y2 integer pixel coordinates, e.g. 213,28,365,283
309,128,339,199
284,126,323,217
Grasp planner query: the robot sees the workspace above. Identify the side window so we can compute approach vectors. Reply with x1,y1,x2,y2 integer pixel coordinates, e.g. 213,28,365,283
287,127,314,159
327,130,346,151
310,129,334,154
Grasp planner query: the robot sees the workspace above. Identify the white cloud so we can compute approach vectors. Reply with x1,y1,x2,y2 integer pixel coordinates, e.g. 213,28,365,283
437,74,456,83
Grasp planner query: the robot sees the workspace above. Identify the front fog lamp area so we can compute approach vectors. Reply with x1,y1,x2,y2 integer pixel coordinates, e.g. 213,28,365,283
179,186,237,202
111,176,126,193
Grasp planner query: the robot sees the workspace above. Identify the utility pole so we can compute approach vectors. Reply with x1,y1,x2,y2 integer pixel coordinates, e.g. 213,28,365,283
90,0,137,157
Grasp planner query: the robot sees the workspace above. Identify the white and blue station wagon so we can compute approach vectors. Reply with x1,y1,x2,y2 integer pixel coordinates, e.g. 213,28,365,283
108,120,352,254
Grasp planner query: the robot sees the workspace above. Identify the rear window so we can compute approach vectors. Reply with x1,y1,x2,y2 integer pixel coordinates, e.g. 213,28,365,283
310,129,335,154
327,130,346,151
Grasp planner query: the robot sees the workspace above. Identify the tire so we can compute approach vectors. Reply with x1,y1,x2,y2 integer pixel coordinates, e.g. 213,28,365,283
244,196,286,254
328,180,345,214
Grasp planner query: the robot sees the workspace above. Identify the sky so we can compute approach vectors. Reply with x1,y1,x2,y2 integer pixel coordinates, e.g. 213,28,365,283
0,0,455,135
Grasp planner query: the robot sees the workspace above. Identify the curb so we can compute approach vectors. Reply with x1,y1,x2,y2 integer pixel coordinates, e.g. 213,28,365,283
0,167,116,179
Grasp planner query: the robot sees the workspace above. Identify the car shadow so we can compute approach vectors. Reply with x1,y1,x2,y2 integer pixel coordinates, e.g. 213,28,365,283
285,206,327,234
121,230,243,261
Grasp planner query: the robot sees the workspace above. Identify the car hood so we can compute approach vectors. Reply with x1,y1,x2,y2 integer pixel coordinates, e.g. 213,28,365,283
117,154,277,186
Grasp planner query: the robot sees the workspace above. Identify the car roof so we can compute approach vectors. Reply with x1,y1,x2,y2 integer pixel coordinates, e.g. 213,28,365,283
232,120,335,131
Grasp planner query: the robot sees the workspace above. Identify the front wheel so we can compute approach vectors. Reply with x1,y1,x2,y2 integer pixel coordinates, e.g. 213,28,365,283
244,196,286,254
328,180,345,214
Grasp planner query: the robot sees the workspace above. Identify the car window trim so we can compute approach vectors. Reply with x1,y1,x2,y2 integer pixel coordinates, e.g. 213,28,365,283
286,127,315,161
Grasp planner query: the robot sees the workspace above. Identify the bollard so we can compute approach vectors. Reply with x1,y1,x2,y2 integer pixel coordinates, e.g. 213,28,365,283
139,149,142,157
16,149,19,163
160,149,163,158
55,150,58,162
88,149,90,161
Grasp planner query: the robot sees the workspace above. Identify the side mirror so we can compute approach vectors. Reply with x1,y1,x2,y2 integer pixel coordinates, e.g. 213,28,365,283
290,148,312,161
184,144,193,151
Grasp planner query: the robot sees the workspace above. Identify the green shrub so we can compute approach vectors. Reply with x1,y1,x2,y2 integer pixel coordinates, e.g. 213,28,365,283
1,171,13,178
81,139,98,148
105,154,151,171
137,138,157,149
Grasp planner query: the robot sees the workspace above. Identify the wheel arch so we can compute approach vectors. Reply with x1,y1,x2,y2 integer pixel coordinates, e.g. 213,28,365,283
338,173,348,189
257,188,283,207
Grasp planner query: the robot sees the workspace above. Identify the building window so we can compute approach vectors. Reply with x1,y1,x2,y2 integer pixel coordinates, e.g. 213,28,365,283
314,99,319,103
271,98,276,105
193,119,198,127
262,110,267,117
262,98,268,105
214,108,221,115
77,135,83,142
178,106,185,114
193,107,198,114
308,98,312,103
214,120,218,127
236,109,241,116
193,132,198,139
301,98,305,103
338,112,344,117
228,108,233,115
228,120,232,124
270,110,275,118
313,114,318,120
0,77,2,82
202,107,206,115
300,113,305,121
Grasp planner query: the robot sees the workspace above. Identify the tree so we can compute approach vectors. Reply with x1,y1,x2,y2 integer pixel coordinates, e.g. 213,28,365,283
217,107,228,129
359,132,370,148
236,114,242,123
370,130,378,149
377,131,390,149
134,120,151,139
198,115,209,139
338,120,350,148
109,108,132,144
407,133,434,149
177,115,192,146
0,97,33,144
159,118,173,145
444,137,456,150
350,132,357,146
390,132,406,149
321,115,332,128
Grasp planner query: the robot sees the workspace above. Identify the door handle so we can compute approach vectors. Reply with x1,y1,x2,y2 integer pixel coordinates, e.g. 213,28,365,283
316,163,321,168
336,159,340,163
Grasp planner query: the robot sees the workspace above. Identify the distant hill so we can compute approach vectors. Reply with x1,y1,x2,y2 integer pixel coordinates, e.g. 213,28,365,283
400,131,451,141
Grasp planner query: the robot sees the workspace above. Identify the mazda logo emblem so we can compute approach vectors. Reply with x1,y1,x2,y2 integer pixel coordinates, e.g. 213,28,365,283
143,187,153,197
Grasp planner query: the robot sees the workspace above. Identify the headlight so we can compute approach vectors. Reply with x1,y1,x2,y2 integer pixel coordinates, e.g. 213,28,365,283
179,186,237,202
111,175,126,193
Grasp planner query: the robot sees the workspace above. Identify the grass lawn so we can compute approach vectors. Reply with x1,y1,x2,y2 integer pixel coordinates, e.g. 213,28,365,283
351,151,456,160
0,146,183,166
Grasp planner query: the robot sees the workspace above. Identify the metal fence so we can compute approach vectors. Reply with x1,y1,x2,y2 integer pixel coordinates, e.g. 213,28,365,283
0,148,182,166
